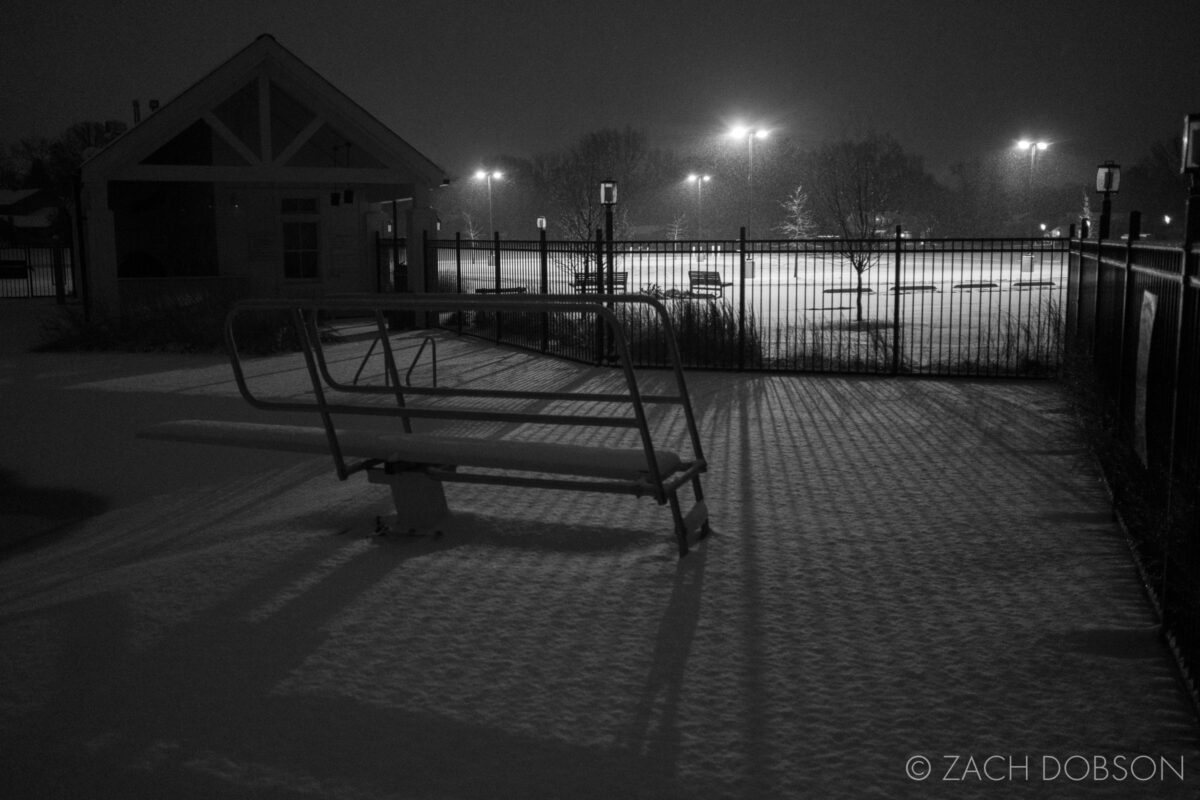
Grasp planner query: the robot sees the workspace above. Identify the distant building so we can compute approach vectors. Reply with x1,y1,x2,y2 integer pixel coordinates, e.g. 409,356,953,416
0,188,62,245
79,34,446,317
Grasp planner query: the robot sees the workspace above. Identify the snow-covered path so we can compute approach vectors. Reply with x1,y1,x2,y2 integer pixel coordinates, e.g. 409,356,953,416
0,320,1195,798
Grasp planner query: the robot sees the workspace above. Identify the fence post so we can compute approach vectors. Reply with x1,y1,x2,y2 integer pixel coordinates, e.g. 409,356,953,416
738,227,747,371
1092,239,1104,357
540,227,549,353
1164,195,1200,610
490,231,503,343
454,232,462,294
1115,211,1140,422
492,231,502,292
594,228,605,364
892,225,903,375
53,242,66,304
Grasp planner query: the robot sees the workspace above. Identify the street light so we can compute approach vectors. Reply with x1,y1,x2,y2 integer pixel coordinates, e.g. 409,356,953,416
686,173,711,239
729,125,770,183
729,124,769,238
599,178,617,292
1016,139,1049,234
474,169,503,234
1095,161,1121,240
1016,139,1049,178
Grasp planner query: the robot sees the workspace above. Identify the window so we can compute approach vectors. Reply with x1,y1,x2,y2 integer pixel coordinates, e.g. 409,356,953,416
282,220,319,280
282,196,319,280
281,196,320,280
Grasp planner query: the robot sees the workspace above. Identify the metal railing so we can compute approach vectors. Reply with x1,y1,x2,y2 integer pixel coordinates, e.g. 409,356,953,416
0,245,75,299
1066,234,1200,701
430,231,1068,378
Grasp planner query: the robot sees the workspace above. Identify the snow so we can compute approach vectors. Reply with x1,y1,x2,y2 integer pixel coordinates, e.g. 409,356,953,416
0,313,1197,798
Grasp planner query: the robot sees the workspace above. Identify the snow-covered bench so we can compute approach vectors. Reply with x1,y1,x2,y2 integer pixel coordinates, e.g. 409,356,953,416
140,294,711,556
688,271,733,298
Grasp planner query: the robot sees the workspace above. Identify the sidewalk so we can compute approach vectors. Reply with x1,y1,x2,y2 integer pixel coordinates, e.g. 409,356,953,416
0,325,1196,798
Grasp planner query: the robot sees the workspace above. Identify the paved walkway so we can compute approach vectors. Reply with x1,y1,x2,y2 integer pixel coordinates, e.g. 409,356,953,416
0,315,1197,798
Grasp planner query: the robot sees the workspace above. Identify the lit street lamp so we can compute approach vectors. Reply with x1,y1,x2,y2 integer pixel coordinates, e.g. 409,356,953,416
729,125,769,184
474,169,503,234
686,173,711,239
1016,139,1049,234
729,124,769,237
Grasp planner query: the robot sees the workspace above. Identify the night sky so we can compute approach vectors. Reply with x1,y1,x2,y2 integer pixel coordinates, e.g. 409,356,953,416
3,0,1198,182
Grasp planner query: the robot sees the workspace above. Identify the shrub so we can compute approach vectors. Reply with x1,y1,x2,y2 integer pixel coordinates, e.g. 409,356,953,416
38,289,301,355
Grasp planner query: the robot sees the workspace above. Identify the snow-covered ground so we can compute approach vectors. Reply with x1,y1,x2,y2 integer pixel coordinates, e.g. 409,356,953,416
1,307,1196,798
439,248,1067,372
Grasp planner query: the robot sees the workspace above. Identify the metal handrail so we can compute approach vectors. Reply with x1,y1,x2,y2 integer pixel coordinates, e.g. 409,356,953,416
224,293,708,504
405,336,437,387
351,333,438,388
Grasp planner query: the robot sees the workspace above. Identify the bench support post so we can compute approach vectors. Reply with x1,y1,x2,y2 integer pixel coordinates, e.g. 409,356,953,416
368,469,450,530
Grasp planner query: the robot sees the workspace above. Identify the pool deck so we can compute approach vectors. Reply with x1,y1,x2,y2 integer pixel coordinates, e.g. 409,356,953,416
0,303,1196,798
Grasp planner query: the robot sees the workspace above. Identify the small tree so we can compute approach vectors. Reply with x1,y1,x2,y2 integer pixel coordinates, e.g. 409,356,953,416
805,133,927,321
460,212,484,242
667,213,687,242
776,184,817,239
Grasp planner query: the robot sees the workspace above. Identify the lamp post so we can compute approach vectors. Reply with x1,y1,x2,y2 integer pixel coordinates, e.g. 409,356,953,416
687,173,711,239
474,169,502,235
1016,139,1049,234
599,180,618,362
600,180,617,293
1016,139,1049,178
729,124,768,236
1095,161,1121,240
730,125,769,182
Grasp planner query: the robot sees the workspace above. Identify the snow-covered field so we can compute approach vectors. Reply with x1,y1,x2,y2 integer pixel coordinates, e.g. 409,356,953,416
438,246,1067,373
1,319,1196,798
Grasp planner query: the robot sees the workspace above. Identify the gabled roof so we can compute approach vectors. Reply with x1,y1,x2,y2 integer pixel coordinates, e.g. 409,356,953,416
82,34,446,187
0,188,57,213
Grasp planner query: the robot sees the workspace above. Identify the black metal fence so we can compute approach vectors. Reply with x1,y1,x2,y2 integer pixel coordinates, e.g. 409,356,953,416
430,231,1067,378
0,245,75,299
1066,235,1200,690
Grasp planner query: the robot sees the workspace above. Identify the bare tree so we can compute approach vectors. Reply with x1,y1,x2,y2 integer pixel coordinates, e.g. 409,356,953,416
531,127,660,243
459,212,484,242
805,133,927,321
667,213,687,241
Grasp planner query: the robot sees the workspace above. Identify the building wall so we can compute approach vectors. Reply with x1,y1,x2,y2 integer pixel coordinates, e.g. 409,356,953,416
84,179,385,314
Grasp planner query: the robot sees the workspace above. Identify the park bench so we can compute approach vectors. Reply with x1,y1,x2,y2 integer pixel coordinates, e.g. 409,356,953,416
0,259,28,280
139,294,711,556
952,282,999,291
473,286,527,295
1011,280,1056,290
688,271,733,298
571,271,628,293
890,284,938,294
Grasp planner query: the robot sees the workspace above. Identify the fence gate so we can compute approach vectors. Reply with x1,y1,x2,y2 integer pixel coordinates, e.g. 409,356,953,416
0,245,76,300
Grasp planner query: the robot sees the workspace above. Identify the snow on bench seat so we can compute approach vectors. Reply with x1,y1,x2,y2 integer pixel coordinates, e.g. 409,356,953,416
139,420,683,481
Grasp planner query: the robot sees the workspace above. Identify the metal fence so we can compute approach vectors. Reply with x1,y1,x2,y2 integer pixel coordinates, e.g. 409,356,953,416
430,231,1068,378
0,245,75,299
1066,236,1200,691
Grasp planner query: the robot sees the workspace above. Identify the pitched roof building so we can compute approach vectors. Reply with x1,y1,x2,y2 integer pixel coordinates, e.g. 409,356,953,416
80,34,446,316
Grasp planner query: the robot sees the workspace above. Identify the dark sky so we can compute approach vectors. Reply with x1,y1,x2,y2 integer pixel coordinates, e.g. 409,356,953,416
3,0,1198,182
